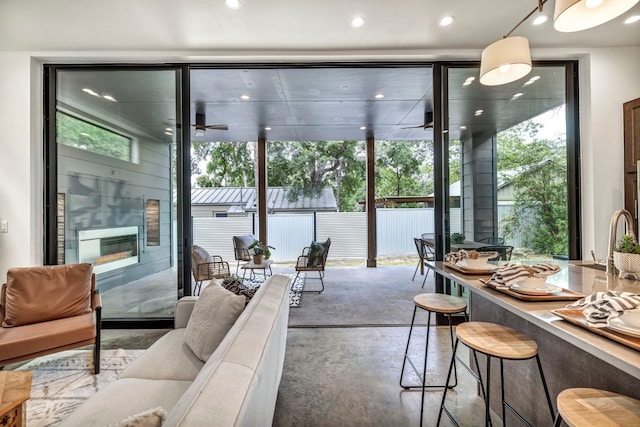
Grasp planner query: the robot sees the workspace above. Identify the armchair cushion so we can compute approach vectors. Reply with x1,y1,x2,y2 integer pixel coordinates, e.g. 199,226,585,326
306,239,329,267
2,264,93,327
233,235,256,261
184,282,245,362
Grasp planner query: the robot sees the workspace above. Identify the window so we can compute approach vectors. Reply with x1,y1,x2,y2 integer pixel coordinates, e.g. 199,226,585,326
56,111,133,162
146,199,160,246
214,212,228,218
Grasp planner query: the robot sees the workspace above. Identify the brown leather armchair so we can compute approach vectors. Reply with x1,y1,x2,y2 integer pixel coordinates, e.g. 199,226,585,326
0,264,102,373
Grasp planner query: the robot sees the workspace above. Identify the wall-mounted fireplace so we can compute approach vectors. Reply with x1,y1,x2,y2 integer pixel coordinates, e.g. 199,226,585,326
78,226,139,274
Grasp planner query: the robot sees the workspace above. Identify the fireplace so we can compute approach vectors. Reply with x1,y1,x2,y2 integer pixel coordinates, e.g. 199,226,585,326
78,226,139,274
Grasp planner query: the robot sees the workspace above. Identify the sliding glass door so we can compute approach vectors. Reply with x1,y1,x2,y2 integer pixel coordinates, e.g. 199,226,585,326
45,66,188,323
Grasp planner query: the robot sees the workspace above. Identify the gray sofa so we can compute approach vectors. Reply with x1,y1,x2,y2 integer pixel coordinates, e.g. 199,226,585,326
60,274,291,427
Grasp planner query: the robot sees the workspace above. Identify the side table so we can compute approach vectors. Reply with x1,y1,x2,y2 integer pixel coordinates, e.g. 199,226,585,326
0,371,32,427
241,259,273,282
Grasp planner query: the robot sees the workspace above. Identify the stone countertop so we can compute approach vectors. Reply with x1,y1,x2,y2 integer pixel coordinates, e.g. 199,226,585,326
426,261,640,380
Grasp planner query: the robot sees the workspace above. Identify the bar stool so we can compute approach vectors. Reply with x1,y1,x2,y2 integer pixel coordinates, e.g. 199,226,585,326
437,321,555,427
399,293,467,426
554,388,640,426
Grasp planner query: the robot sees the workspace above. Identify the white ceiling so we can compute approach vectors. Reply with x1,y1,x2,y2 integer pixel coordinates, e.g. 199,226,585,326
1,0,639,53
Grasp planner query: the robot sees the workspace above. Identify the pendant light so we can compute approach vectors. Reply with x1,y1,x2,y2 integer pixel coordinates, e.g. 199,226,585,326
554,0,640,32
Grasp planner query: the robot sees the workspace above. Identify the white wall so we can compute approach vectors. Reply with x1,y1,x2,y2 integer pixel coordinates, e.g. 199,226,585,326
1,47,639,278
580,47,640,260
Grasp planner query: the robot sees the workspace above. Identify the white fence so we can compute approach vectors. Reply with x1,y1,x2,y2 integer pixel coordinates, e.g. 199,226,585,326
192,208,465,262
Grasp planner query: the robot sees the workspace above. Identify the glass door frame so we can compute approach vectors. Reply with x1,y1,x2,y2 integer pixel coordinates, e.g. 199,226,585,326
43,64,192,328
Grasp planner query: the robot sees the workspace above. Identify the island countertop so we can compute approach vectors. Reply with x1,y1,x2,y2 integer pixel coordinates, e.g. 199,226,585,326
426,260,640,380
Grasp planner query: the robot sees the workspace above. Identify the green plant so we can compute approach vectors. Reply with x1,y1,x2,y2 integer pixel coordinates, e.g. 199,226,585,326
450,233,465,244
615,234,640,254
248,240,275,259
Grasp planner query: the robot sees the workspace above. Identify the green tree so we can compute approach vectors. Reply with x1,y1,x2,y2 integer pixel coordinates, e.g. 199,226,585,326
56,112,131,161
498,121,568,255
375,140,428,201
268,141,365,212
192,141,254,187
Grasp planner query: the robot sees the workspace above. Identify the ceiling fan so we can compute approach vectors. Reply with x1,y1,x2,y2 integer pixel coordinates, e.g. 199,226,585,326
401,111,433,130
191,112,228,135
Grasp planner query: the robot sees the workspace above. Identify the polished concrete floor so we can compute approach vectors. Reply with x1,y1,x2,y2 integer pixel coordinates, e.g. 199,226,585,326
101,266,488,426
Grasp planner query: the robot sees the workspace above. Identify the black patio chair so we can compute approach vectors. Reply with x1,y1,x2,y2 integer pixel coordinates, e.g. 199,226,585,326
476,236,505,246
477,245,513,261
413,237,435,288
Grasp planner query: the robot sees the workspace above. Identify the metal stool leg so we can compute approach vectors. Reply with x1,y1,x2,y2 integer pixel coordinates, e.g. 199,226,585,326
420,311,432,426
436,338,460,427
500,358,506,427
553,413,563,427
400,306,419,388
536,354,556,422
485,355,492,427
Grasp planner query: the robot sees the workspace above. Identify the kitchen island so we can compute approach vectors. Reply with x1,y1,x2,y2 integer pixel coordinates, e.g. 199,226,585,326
427,261,640,425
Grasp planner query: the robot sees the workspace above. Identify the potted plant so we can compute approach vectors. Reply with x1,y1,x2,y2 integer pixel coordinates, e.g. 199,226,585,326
451,233,466,244
248,240,275,264
613,234,640,279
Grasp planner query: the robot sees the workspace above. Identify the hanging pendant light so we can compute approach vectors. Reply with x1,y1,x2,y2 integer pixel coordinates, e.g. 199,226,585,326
554,0,640,32
480,36,532,86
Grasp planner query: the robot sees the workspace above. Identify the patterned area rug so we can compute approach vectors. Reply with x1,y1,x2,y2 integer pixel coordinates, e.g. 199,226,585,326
16,349,144,427
242,272,305,308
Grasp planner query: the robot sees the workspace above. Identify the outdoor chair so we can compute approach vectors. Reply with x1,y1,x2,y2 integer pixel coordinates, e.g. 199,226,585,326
191,244,231,295
232,234,257,275
413,237,435,288
295,238,331,293
477,245,513,261
0,263,102,373
476,236,506,246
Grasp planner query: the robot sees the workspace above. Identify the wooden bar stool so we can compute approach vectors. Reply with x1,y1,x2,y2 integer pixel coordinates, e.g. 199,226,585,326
399,293,467,427
553,388,640,426
437,321,555,427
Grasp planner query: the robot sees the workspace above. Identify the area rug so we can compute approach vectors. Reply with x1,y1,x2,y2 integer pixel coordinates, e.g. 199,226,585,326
16,349,144,427
242,272,306,308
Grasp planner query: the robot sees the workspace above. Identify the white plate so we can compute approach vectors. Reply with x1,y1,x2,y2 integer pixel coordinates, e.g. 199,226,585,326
509,283,562,296
618,308,640,329
456,261,497,271
607,317,640,338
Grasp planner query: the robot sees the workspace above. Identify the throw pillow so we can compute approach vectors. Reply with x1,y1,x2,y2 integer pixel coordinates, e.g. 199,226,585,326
109,407,167,427
306,240,328,267
184,282,245,361
2,263,93,327
221,276,259,306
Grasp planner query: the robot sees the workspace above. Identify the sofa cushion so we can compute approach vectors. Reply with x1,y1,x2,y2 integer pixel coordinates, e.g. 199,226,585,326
2,264,93,327
184,283,245,362
58,378,190,427
119,329,204,381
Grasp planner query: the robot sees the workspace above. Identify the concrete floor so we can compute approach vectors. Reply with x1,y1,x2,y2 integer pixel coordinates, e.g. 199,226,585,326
102,266,488,426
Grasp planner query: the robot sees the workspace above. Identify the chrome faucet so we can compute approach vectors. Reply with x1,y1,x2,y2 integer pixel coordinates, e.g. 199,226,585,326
607,208,637,275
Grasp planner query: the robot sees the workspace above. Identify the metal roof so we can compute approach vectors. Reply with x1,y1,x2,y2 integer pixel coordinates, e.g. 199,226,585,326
191,187,338,212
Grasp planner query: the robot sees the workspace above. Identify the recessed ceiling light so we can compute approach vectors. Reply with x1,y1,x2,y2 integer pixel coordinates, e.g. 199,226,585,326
512,92,524,99
439,16,455,26
523,75,541,86
532,14,549,25
442,130,449,134
360,126,367,130
240,94,250,100
225,0,241,9
82,88,100,97
474,109,484,116
164,131,173,135
351,16,365,28
374,93,385,99
264,127,271,131
463,76,475,86
103,95,117,102
459,125,467,130
625,15,640,24
165,127,173,132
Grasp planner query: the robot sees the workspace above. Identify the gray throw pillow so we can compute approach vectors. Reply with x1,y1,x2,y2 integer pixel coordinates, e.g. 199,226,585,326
184,282,245,361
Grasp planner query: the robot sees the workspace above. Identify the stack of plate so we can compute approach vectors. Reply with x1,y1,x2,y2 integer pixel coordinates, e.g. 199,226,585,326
608,308,640,338
509,277,562,296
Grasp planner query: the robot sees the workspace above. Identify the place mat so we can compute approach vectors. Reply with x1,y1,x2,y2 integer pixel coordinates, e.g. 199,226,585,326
482,281,584,301
444,261,497,276
552,308,640,352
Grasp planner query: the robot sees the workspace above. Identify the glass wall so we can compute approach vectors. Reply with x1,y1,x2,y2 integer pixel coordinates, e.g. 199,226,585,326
444,64,575,261
50,68,183,320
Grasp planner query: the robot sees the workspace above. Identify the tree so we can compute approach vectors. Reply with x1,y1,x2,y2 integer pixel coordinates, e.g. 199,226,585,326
498,121,568,255
375,140,428,199
192,141,255,188
268,141,365,212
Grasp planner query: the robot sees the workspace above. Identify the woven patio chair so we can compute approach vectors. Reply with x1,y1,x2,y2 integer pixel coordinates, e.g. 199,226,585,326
295,238,331,293
191,244,231,295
